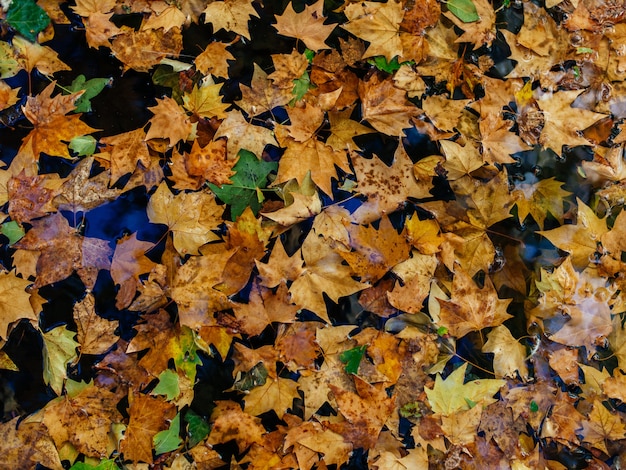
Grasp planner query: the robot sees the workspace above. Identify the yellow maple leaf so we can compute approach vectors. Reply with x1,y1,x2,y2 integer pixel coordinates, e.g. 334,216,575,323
0,271,40,341
581,400,626,454
482,325,529,380
183,82,229,120
146,182,222,255
512,177,571,229
341,0,404,61
289,226,368,323
425,363,505,416
538,198,608,269
203,0,259,40
244,377,300,419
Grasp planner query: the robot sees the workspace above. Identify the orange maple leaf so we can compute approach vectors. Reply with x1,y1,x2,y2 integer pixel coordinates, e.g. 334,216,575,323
20,82,97,161
273,0,336,51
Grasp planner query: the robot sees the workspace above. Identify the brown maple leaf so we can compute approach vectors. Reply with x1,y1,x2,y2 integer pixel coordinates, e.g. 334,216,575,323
120,392,176,463
110,27,183,72
42,382,122,457
74,292,119,355
438,268,512,338
110,233,157,309
351,142,433,224
328,376,396,449
358,73,419,136
195,41,235,79
208,400,266,453
14,213,112,289
100,128,151,184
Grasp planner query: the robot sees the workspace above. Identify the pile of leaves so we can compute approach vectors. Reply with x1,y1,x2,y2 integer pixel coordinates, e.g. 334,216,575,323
2,0,626,468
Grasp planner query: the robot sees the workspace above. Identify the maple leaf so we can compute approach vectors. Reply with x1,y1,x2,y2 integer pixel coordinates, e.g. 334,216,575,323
482,325,529,380
581,400,626,454
42,324,79,395
73,293,118,356
185,138,234,186
146,182,222,256
120,393,176,463
42,381,122,457
538,198,608,269
209,149,277,219
203,0,259,40
170,248,234,329
284,420,353,468
536,89,606,156
328,376,396,449
351,142,433,224
272,128,351,197
14,213,112,289
7,171,62,224
437,268,512,338
110,27,183,73
145,96,192,146
195,41,235,79
100,128,151,184
0,270,40,341
244,377,300,419
340,215,410,283
425,363,505,415
232,281,298,336
445,0,496,49
326,106,376,151
20,82,96,161
110,232,157,309
215,110,277,159
513,177,571,229
440,139,484,180
387,252,438,314
273,0,336,51
532,261,614,357
289,224,368,323
359,73,418,136
0,417,63,470
183,81,229,120
341,1,404,61
13,36,70,77
208,400,266,453
237,63,293,116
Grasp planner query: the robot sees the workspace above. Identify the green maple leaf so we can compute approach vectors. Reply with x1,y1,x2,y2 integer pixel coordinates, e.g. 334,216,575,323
42,325,79,396
447,0,479,22
66,75,112,113
69,460,118,470
209,149,278,220
6,0,50,42
339,345,367,374
153,412,182,455
184,409,210,448
152,369,180,401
